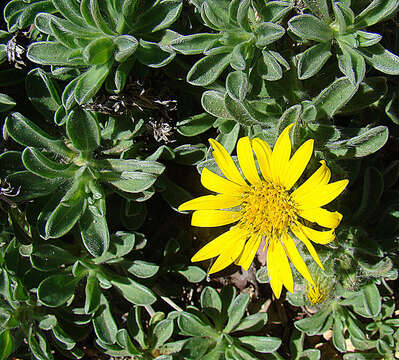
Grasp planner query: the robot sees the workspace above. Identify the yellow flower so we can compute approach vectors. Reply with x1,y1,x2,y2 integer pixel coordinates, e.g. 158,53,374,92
178,124,348,298
307,283,327,305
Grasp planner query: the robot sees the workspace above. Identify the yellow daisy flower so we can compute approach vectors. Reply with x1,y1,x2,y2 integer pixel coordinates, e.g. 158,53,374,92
178,124,348,298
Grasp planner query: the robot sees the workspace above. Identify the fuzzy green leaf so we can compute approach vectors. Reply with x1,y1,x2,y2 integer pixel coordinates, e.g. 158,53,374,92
354,0,399,28
37,274,78,307
66,109,100,151
297,42,331,79
288,14,333,42
187,53,231,86
359,44,399,75
83,37,115,65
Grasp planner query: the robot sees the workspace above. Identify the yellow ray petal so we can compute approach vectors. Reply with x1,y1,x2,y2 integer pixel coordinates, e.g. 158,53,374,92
237,137,261,185
291,161,331,201
252,138,272,181
191,227,244,262
267,240,283,298
283,139,314,190
209,139,247,186
275,239,294,293
209,235,247,274
295,179,349,210
291,224,324,270
281,233,314,285
235,234,261,271
299,208,343,229
298,224,336,245
179,194,242,211
271,124,293,185
192,210,241,227
201,168,245,195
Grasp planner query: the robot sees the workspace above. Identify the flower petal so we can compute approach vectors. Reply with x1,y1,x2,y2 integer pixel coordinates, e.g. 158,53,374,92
209,138,247,186
291,224,324,270
201,168,245,195
295,179,349,210
299,208,343,229
267,240,283,298
282,139,314,190
191,227,244,262
237,137,261,185
298,224,336,245
192,210,241,227
281,233,314,285
252,138,272,181
235,234,261,271
291,161,331,201
179,194,242,211
209,235,247,274
271,124,293,185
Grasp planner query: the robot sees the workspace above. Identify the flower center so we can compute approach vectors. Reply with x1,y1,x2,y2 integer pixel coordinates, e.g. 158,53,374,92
307,283,326,305
239,182,297,238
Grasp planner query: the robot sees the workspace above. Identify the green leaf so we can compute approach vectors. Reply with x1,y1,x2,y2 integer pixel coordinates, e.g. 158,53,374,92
359,44,399,75
127,260,159,278
25,68,61,120
295,310,331,336
256,0,292,22
303,0,330,21
66,109,100,151
89,0,117,35
74,64,111,104
230,42,247,71
326,126,389,158
52,0,85,26
116,329,140,355
181,337,215,360
177,113,215,136
238,336,281,353
96,158,165,174
312,77,357,118
114,35,138,62
127,307,146,348
83,37,115,65
236,0,250,31
234,313,268,332
177,312,218,337
52,324,76,350
151,319,174,348
226,71,248,102
332,315,346,352
111,277,156,305
362,283,381,317
224,94,263,126
22,147,73,179
85,273,101,314
31,244,76,271
258,50,282,81
171,33,220,55
187,53,231,86
342,77,387,113
93,294,118,345
201,90,232,118
102,170,158,193
354,0,399,28
5,112,72,157
338,42,366,85
6,171,65,201
288,14,333,42
224,293,250,333
202,0,230,29
0,330,14,360
254,22,285,47
28,327,54,360
297,42,331,79
38,315,57,331
356,31,382,47
80,202,110,257
136,40,175,68
0,93,16,113
201,286,222,324
132,0,182,33
45,182,87,238
177,266,207,282
37,274,78,307
27,42,84,66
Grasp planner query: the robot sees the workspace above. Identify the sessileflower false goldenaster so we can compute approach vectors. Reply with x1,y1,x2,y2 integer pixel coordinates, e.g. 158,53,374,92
178,124,348,298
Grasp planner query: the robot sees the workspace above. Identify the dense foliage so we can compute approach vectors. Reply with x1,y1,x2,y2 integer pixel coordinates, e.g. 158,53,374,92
0,0,399,359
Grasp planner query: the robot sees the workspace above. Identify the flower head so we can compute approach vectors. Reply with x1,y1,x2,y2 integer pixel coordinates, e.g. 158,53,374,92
179,125,348,298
